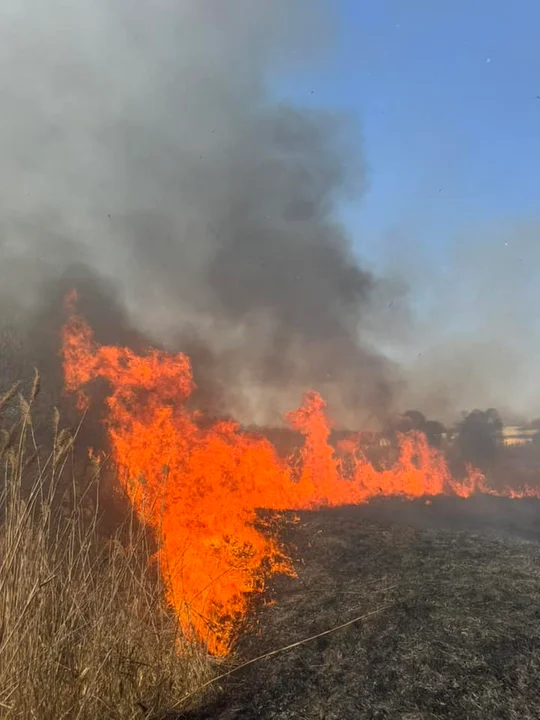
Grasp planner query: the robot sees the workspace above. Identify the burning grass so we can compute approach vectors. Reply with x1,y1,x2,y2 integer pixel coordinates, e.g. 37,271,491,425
0,376,214,720
5,302,540,718
61,299,494,657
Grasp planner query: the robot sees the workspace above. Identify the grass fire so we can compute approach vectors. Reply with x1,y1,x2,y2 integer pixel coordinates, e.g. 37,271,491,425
60,296,540,663
3,302,540,718
1,1,540,718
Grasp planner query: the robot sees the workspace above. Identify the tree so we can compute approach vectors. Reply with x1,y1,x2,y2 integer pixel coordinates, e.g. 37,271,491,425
403,410,426,430
386,410,446,449
424,419,446,448
456,408,503,468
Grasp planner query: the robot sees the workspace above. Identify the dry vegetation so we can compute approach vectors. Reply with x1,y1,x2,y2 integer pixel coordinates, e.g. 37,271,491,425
4,366,540,720
0,374,214,719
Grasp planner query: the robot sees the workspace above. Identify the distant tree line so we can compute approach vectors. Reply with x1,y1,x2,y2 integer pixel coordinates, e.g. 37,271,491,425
386,407,506,471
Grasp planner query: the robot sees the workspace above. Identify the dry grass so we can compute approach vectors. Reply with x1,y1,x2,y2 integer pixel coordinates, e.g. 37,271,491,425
0,372,214,720
7,368,540,719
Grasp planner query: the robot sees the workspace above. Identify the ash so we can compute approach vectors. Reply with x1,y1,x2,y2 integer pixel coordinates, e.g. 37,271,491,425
181,496,540,719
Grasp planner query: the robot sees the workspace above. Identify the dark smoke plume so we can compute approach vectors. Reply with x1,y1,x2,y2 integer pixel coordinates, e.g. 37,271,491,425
0,0,401,427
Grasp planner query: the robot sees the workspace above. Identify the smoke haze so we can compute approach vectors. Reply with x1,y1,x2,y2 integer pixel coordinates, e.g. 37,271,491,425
0,0,405,427
395,221,540,423
2,1,537,427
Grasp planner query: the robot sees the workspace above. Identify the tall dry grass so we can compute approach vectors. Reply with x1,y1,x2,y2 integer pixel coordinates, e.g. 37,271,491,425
0,372,214,719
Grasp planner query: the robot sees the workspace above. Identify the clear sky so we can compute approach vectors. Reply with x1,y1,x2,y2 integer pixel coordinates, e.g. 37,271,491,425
281,0,540,268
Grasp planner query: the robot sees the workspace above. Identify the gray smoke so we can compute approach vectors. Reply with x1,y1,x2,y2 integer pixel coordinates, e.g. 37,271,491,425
0,0,401,427
395,221,540,423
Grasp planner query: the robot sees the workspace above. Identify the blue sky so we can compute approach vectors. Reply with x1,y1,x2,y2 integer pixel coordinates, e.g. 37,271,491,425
281,0,540,271
277,1,540,417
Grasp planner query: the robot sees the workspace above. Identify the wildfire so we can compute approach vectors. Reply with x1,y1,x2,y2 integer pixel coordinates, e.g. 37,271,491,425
61,295,537,655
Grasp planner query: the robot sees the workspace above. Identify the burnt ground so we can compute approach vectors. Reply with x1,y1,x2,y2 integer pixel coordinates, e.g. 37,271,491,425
178,497,540,720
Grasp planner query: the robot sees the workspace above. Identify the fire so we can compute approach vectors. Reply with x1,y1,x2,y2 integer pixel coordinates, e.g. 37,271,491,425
60,297,536,655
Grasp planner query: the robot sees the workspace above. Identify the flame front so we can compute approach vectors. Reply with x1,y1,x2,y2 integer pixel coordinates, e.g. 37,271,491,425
61,299,537,655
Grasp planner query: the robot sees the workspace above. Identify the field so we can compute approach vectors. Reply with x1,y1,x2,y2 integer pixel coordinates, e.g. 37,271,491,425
4,378,540,718
182,497,540,719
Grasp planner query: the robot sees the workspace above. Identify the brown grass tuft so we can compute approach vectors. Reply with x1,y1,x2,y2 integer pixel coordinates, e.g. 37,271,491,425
0,380,215,719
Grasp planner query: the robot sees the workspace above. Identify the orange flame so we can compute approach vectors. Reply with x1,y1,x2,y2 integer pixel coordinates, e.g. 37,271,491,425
60,297,537,654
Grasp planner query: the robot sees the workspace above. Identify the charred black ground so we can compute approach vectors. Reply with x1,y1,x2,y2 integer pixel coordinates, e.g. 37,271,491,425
179,496,540,720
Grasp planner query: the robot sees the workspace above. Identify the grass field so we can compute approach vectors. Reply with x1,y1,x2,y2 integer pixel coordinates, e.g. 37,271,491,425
183,497,540,719
4,376,540,719
0,377,214,720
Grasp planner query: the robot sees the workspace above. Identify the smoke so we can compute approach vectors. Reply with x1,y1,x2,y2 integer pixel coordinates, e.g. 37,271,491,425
0,0,401,427
396,221,540,423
